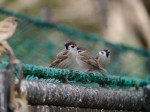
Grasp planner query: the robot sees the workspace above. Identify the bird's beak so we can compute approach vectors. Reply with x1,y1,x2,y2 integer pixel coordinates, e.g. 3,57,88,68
16,18,21,22
13,18,20,23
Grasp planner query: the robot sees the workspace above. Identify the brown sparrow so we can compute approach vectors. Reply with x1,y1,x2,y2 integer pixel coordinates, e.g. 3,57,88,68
0,16,20,43
0,16,20,59
49,40,78,69
76,46,107,76
0,16,20,64
96,49,110,68
0,16,19,56
0,17,22,93
0,16,20,65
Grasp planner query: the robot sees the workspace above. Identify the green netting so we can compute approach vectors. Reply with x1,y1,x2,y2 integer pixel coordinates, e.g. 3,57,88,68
0,61,149,88
0,8,150,82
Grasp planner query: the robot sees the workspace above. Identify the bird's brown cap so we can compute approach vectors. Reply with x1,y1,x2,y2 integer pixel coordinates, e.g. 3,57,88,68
102,49,110,53
64,40,76,47
77,46,86,51
4,16,20,23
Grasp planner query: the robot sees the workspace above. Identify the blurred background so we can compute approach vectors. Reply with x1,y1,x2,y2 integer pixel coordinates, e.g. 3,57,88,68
0,0,150,78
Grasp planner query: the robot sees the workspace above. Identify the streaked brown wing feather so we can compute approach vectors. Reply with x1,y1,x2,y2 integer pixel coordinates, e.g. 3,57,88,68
80,52,99,68
56,49,67,57
96,57,108,74
0,22,11,33
95,54,99,60
0,44,7,54
49,50,68,67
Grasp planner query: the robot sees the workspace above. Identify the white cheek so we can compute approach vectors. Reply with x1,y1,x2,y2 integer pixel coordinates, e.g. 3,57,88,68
99,52,103,56
70,47,77,52
68,46,71,50
73,47,77,51
69,47,75,52
99,52,105,57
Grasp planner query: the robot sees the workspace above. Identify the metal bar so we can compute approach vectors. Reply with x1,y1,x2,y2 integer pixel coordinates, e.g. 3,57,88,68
21,80,144,111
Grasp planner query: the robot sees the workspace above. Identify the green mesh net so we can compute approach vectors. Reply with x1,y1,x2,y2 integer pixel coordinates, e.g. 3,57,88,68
0,8,150,87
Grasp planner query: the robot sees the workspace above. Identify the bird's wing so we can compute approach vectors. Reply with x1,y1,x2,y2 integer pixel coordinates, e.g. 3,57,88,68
0,22,12,33
80,52,99,69
96,54,103,64
49,49,68,67
95,54,99,60
0,44,7,55
79,52,108,76
56,49,68,57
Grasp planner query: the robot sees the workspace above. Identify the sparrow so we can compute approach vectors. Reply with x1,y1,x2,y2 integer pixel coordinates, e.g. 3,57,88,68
0,17,22,95
0,16,20,43
96,49,110,68
0,16,19,56
76,46,107,76
49,40,78,69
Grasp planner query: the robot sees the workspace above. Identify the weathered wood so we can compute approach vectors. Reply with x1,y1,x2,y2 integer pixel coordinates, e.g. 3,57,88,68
21,80,143,111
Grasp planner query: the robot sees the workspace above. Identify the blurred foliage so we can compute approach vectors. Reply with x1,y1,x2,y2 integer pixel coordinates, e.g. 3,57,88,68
0,0,101,32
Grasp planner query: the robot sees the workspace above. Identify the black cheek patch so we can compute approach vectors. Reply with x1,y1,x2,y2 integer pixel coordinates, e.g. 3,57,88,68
64,43,71,50
71,46,75,48
106,52,110,57
65,45,69,50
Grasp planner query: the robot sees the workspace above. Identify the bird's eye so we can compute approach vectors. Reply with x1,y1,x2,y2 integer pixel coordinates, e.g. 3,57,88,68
71,45,75,48
78,50,81,53
101,51,104,54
